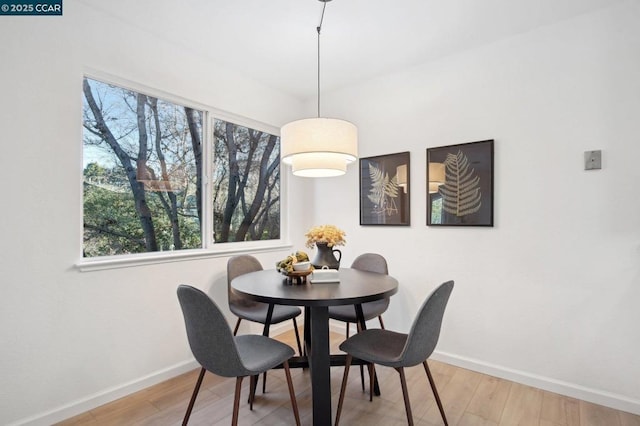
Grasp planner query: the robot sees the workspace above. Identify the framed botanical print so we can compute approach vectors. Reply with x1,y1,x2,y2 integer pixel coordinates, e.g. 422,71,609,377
427,140,494,226
359,151,410,226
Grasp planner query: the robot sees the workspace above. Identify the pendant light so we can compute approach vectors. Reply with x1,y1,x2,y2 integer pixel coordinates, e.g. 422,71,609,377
280,0,358,177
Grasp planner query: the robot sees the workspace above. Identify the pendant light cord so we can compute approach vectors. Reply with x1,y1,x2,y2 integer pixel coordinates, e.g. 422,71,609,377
317,1,327,118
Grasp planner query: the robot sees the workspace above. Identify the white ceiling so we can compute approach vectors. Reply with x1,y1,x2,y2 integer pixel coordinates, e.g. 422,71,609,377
79,0,623,100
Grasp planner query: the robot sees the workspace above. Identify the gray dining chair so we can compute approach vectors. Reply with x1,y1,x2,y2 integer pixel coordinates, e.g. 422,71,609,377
328,253,390,335
227,255,303,356
228,255,303,397
177,285,301,426
335,280,454,426
328,253,390,391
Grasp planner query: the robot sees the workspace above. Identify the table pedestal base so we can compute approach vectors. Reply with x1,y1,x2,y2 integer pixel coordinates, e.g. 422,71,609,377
309,306,331,425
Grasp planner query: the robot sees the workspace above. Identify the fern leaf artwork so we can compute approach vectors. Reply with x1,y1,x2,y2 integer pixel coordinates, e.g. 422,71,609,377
439,150,482,217
367,163,399,217
366,163,386,207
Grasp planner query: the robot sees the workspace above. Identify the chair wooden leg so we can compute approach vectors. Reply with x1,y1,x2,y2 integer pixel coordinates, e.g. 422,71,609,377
355,321,366,392
396,367,414,426
378,315,385,329
335,354,352,426
423,360,448,425
368,363,376,402
260,312,273,395
292,317,303,356
182,367,206,426
233,318,241,336
346,322,350,338
283,360,301,426
248,375,257,409
232,377,243,426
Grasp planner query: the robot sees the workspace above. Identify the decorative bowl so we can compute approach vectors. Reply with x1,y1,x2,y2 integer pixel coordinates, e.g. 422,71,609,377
293,261,311,271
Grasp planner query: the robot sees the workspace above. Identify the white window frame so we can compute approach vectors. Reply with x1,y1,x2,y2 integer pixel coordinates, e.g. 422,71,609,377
77,70,290,272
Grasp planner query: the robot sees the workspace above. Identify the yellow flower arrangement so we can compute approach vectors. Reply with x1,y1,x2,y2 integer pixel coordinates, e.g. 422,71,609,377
305,224,346,248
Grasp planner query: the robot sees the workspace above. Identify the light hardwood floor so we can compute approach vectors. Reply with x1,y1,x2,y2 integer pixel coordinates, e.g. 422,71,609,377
56,330,640,426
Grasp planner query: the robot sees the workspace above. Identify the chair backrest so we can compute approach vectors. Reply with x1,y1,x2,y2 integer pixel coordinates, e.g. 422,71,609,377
351,253,388,275
227,255,263,308
177,285,250,377
352,253,390,310
399,280,454,366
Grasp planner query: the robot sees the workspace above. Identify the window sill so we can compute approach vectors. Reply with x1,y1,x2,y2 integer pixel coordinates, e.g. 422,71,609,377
76,243,293,272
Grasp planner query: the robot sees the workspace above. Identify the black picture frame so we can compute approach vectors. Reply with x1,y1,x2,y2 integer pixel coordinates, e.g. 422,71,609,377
427,140,494,226
359,151,410,226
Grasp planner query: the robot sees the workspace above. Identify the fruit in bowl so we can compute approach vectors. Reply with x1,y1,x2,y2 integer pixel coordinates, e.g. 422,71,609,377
276,251,311,274
293,261,311,271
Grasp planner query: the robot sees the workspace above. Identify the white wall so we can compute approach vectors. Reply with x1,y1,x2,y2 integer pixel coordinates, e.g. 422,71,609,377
2,1,639,424
313,0,640,415
0,3,313,425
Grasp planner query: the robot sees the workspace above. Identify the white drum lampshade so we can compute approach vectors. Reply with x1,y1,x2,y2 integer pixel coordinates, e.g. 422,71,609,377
281,117,358,177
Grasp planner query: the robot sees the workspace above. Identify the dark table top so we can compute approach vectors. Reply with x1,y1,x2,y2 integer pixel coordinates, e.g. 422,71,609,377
230,268,398,307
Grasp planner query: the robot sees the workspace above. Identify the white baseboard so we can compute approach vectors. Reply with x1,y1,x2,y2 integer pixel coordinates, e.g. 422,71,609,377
431,350,640,416
14,320,346,425
18,320,308,426
16,328,638,425
11,359,200,426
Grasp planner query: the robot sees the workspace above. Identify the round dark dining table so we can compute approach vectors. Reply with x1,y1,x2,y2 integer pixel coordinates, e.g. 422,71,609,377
231,267,398,426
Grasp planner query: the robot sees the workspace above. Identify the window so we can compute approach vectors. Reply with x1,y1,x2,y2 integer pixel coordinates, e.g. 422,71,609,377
82,76,281,259
213,119,281,243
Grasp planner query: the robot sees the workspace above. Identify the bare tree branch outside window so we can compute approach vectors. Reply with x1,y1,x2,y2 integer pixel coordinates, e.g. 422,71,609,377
212,120,280,243
82,77,202,257
82,77,281,258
